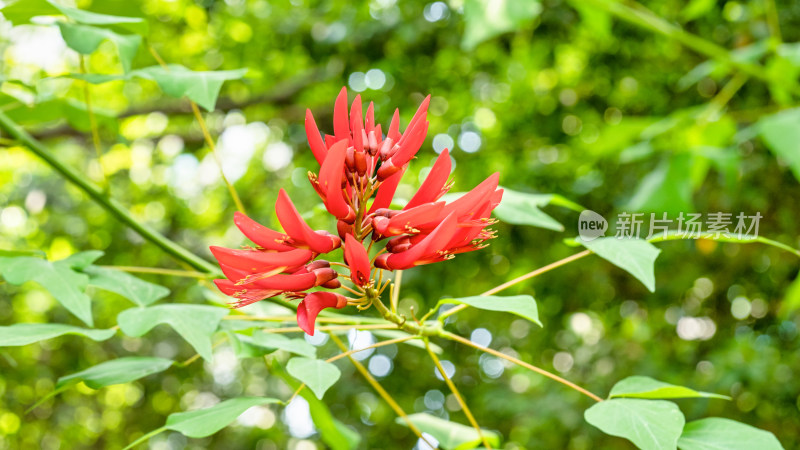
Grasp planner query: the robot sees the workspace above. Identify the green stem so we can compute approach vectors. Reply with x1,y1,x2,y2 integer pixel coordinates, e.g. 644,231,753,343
0,111,220,274
122,426,167,450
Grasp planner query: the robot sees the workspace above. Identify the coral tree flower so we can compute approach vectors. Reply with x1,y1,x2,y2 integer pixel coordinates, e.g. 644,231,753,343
212,87,502,335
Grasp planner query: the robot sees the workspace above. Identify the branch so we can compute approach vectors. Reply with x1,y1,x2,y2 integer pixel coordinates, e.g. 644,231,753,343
442,331,604,402
0,111,220,274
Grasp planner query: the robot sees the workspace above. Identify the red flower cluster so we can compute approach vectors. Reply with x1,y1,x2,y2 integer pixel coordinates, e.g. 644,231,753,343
212,87,502,334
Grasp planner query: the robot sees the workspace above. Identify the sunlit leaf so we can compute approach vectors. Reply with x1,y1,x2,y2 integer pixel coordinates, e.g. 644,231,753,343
61,251,104,270
117,305,228,361
69,65,248,111
164,397,281,438
626,153,694,215
678,418,783,450
439,295,541,326
57,22,141,72
250,331,317,358
396,413,501,450
0,324,116,347
462,0,541,50
286,357,341,399
757,108,800,182
578,237,661,292
585,399,685,450
85,266,170,307
57,356,173,389
270,359,360,450
610,376,730,400
0,255,94,326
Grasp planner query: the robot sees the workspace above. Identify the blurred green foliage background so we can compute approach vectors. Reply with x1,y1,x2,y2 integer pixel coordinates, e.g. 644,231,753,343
1,0,799,448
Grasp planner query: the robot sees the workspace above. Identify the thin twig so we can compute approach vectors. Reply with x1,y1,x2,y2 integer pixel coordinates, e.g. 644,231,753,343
425,339,491,449
390,270,402,314
148,44,246,214
328,333,435,448
260,324,398,334
438,250,592,321
79,55,107,190
443,331,603,402
98,265,214,279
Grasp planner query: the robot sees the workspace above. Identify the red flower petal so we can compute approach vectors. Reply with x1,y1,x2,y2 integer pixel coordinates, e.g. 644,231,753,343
305,109,327,166
377,211,458,270
344,234,371,286
296,292,347,335
350,94,364,152
405,148,452,210
233,212,295,251
214,279,282,308
368,167,405,214
387,108,401,142
251,271,318,291
209,246,313,273
318,141,355,222
441,172,500,219
365,101,375,134
276,189,342,253
333,87,350,143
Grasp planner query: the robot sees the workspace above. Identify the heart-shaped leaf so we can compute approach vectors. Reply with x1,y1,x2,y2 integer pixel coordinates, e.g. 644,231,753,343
57,22,141,72
0,324,116,347
85,266,169,307
117,305,228,361
286,357,341,399
0,255,94,326
396,413,501,450
610,376,730,400
439,295,540,326
164,397,280,438
585,398,685,450
70,65,248,111
57,356,173,389
678,417,783,450
579,237,661,292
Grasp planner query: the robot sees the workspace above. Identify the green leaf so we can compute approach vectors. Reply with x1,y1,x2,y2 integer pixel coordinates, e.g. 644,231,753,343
5,97,118,133
626,153,694,215
57,22,141,72
57,356,173,389
48,0,148,35
757,108,800,182
85,266,169,307
0,324,115,346
578,237,661,292
0,256,94,326
610,376,730,400
396,413,501,450
0,0,148,34
778,271,800,318
286,357,341,399
462,0,542,50
249,331,317,358
0,0,60,25
585,399,685,450
269,359,360,450
439,295,541,326
117,305,228,361
60,250,105,270
494,189,563,231
70,65,248,111
164,397,280,438
678,418,784,450
681,0,716,22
